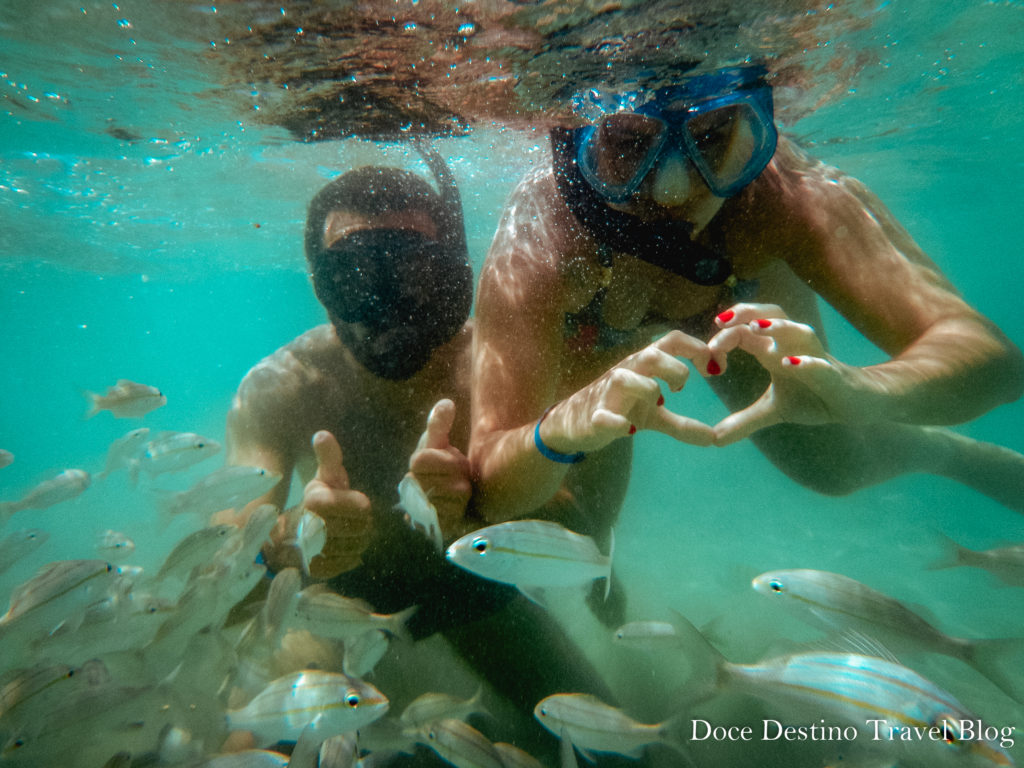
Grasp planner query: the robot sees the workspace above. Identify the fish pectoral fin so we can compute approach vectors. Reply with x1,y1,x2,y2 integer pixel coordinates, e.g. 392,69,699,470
517,586,549,608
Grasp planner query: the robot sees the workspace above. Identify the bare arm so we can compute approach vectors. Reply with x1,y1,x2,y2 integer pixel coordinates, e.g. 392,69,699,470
711,138,1023,440
469,173,714,523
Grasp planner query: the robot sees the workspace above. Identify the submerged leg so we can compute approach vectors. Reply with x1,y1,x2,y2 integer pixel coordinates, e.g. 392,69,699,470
710,350,1024,510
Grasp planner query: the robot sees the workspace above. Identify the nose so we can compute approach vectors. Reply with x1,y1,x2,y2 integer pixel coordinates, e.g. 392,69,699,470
649,149,695,207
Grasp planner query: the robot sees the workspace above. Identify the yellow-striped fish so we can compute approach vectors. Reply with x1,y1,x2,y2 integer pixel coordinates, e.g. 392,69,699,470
672,610,1016,768
225,670,388,747
445,520,612,598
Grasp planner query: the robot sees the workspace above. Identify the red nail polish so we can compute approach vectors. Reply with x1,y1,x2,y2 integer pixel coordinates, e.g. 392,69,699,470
656,394,665,407
707,359,721,376
756,319,772,329
717,309,735,323
786,356,801,366
628,425,637,435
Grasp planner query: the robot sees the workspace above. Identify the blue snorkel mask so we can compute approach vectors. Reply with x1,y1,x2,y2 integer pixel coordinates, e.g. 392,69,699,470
573,66,778,202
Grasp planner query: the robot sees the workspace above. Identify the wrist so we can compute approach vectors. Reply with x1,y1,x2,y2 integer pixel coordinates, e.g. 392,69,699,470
535,404,586,464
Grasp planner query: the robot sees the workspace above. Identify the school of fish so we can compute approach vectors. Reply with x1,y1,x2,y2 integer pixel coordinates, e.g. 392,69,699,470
0,380,1021,768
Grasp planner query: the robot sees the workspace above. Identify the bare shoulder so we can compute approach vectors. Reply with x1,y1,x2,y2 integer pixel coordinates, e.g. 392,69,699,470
480,166,601,315
232,324,351,420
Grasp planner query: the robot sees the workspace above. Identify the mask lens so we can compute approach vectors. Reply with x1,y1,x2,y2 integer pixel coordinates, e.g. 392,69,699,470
685,101,773,195
579,113,666,198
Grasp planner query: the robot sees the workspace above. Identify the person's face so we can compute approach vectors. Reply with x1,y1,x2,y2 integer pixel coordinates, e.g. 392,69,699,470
313,207,467,381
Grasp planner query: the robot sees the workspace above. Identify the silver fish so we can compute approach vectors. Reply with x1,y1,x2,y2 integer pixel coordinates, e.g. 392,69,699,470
96,427,150,480
397,474,443,553
95,529,135,560
136,431,222,477
672,609,1015,768
929,533,1024,588
280,508,326,577
149,523,236,587
0,469,90,522
225,670,389,747
533,693,679,761
0,449,14,469
0,529,49,576
290,584,417,642
752,568,1024,702
0,559,115,632
416,718,503,768
156,466,281,519
400,685,490,730
446,520,612,598
83,379,166,419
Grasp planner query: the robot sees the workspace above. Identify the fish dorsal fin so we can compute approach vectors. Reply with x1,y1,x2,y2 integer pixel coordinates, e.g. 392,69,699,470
831,629,902,664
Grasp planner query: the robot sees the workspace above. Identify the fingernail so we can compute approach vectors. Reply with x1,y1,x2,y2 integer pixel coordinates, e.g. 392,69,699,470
706,359,722,376
786,356,801,366
756,319,772,329
717,309,735,323
656,394,665,407
628,425,637,435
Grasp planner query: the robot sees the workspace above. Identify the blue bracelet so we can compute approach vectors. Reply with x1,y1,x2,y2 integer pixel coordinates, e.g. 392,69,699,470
534,405,586,464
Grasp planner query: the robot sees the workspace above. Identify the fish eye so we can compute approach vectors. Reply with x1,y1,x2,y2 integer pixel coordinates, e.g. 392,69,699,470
345,691,361,707
472,537,489,554
934,715,961,746
106,563,114,572
769,579,784,593
427,730,437,741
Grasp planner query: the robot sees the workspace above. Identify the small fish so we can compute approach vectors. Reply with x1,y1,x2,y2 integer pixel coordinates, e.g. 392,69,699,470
400,685,490,730
149,523,235,587
416,718,503,768
0,529,49,576
928,533,1024,588
397,474,443,553
670,609,1015,768
0,469,91,523
0,559,115,628
156,466,281,519
752,568,1024,702
225,670,389,747
135,431,222,478
533,693,679,762
95,529,135,560
290,584,417,642
611,621,684,652
0,449,13,469
96,427,150,480
445,520,613,599
281,509,326,576
83,378,166,419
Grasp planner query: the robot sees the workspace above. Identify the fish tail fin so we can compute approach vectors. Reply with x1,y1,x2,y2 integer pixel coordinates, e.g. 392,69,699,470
0,501,18,525
924,530,968,571
965,637,1024,703
82,389,101,419
667,608,728,707
388,604,419,642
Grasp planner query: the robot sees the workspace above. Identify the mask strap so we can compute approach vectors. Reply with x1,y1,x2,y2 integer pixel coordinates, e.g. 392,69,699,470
551,128,733,287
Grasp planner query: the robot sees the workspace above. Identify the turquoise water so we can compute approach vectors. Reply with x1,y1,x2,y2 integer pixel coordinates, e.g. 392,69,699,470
2,0,1024,766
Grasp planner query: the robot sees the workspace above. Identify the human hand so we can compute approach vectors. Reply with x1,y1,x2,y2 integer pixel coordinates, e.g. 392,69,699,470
408,399,473,541
540,330,716,454
709,303,859,445
300,430,373,578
